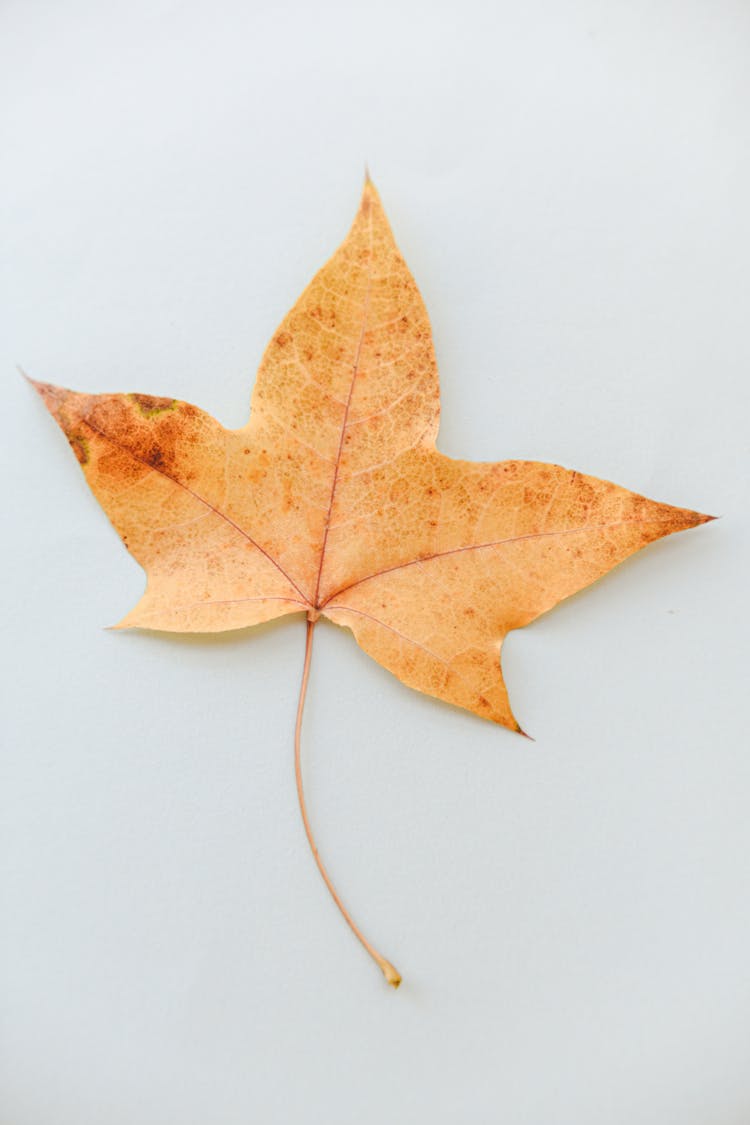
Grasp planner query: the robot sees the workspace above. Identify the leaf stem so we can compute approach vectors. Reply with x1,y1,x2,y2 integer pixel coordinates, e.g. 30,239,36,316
295,617,401,988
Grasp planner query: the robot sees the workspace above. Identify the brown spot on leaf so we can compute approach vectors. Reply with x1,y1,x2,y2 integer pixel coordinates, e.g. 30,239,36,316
68,433,89,465
129,394,178,417
145,444,165,470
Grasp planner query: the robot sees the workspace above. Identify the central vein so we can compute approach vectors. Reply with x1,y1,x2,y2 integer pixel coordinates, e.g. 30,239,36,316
311,244,373,609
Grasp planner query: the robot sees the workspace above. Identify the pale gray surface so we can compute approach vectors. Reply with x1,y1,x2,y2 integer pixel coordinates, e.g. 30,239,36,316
1,1,748,1122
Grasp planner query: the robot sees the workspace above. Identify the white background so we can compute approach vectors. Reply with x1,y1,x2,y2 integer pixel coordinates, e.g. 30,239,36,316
1,1,748,1122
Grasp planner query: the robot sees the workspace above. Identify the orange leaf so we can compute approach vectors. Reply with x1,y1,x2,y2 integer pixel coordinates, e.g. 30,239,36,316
30,176,712,985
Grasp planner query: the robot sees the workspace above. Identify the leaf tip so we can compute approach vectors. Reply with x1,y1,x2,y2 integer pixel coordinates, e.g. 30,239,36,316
23,370,67,415
670,509,718,536
359,169,381,215
20,367,49,397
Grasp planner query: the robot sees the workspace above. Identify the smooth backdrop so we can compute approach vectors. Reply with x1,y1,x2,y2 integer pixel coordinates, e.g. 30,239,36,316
1,2,748,1123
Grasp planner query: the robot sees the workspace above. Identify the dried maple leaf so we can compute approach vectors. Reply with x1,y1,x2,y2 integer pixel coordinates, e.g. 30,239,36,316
29,176,712,987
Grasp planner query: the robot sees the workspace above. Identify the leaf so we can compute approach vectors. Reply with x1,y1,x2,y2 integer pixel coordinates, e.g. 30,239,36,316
30,175,712,986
